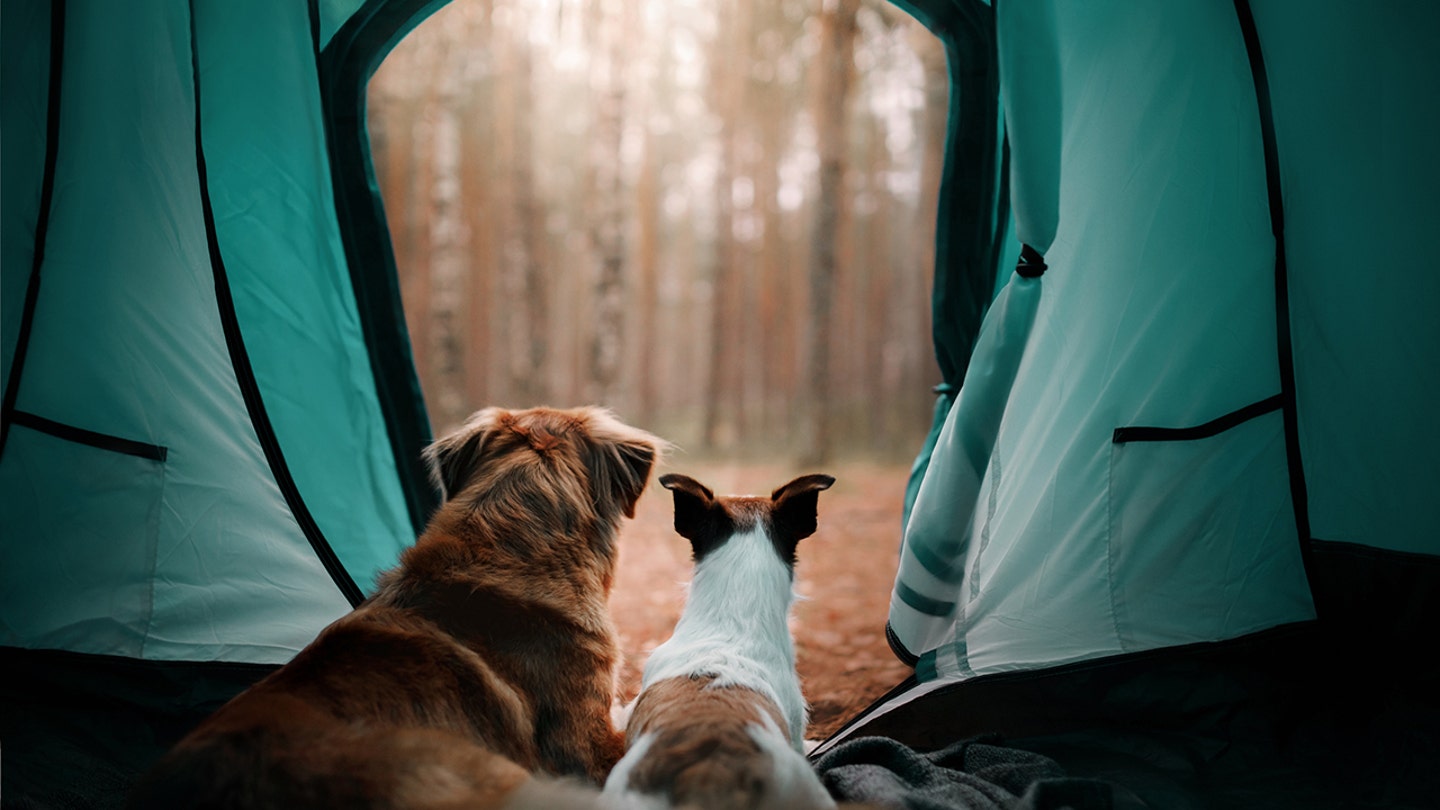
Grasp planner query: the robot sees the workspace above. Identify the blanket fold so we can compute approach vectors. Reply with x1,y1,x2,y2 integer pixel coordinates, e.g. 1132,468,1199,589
814,735,1117,810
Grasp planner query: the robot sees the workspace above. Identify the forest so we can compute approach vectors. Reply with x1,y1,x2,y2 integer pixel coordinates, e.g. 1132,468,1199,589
367,0,947,462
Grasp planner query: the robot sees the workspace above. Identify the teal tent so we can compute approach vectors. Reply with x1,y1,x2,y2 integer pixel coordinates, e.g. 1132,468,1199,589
2,1,1436,808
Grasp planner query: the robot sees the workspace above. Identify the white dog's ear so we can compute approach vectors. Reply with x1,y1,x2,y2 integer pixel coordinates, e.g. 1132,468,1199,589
660,473,713,532
660,473,732,559
770,473,835,546
422,408,505,501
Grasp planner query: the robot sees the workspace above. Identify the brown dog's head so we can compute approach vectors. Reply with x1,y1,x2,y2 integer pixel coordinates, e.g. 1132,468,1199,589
424,406,666,526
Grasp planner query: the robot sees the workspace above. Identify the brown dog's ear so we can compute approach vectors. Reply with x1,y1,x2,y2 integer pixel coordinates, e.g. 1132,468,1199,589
770,473,835,547
580,408,666,520
660,473,731,560
423,408,505,501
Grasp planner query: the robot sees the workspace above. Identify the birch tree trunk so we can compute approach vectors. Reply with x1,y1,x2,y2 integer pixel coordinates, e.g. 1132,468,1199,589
459,8,496,415
426,32,469,432
633,125,661,424
494,7,549,406
587,0,630,407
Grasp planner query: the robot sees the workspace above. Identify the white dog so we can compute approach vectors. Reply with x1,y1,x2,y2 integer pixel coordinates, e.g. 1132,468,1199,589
604,472,838,810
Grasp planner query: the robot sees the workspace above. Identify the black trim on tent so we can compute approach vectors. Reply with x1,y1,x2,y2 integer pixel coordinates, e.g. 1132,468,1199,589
0,0,65,459
811,670,919,763
920,0,1005,388
10,411,167,462
885,621,921,668
988,133,1013,283
3,644,280,689
315,0,449,537
893,0,1007,595
886,0,1005,389
307,0,321,57
188,0,364,608
1112,394,1281,444
816,621,1318,756
1232,1,1314,574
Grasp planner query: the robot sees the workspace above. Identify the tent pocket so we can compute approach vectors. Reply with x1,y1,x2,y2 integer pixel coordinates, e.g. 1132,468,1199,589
0,417,165,657
1106,402,1313,653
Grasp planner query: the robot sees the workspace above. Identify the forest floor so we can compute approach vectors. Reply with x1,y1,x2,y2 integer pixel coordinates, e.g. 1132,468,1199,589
610,458,915,743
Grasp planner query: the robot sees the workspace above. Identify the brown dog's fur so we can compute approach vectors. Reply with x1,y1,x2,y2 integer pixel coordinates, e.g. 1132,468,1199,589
126,406,665,810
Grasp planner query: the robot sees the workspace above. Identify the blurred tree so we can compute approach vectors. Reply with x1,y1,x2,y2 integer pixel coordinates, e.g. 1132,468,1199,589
702,0,742,449
586,0,630,407
369,0,944,461
801,0,860,465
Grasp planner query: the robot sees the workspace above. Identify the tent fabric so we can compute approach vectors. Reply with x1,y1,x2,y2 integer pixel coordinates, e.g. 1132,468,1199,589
840,0,1439,788
194,0,416,594
0,2,53,395
316,0,453,534
890,0,1320,684
318,0,369,50
889,0,1009,529
1245,1,1440,556
0,0,419,664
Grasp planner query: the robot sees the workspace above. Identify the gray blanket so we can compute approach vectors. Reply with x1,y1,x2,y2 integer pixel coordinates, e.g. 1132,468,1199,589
814,736,1119,810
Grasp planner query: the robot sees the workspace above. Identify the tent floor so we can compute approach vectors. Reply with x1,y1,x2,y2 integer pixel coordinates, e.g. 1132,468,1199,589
813,625,1440,809
1,648,275,810
5,628,1439,809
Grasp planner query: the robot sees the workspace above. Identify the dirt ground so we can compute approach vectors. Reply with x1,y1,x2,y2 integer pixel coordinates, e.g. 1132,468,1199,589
609,458,915,742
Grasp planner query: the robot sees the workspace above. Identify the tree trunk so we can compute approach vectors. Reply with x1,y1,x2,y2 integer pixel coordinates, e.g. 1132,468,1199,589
459,7,495,416
586,0,629,408
425,32,469,432
801,0,860,465
634,125,661,424
701,0,745,450
494,8,548,407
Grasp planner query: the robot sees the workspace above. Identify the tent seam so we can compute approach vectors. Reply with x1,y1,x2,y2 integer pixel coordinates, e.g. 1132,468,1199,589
188,0,364,608
0,0,66,459
1106,441,1125,653
1112,394,1282,444
316,0,444,537
139,461,167,660
1231,0,1315,593
8,411,167,462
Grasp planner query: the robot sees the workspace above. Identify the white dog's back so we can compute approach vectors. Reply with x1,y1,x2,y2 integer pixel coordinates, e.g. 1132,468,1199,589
604,473,837,810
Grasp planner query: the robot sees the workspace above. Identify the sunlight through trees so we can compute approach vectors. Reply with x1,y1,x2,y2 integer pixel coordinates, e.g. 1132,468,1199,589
368,0,945,461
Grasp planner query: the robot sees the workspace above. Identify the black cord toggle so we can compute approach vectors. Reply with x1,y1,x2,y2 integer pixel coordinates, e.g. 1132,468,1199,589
1016,244,1047,278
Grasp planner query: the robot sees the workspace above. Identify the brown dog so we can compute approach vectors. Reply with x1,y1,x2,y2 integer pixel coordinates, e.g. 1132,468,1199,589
127,406,665,810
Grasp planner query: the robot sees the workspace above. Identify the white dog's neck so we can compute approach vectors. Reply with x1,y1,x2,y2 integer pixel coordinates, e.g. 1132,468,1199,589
640,523,808,749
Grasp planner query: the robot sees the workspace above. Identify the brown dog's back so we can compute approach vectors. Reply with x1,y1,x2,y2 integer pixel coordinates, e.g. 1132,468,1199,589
127,406,665,810
129,697,530,810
